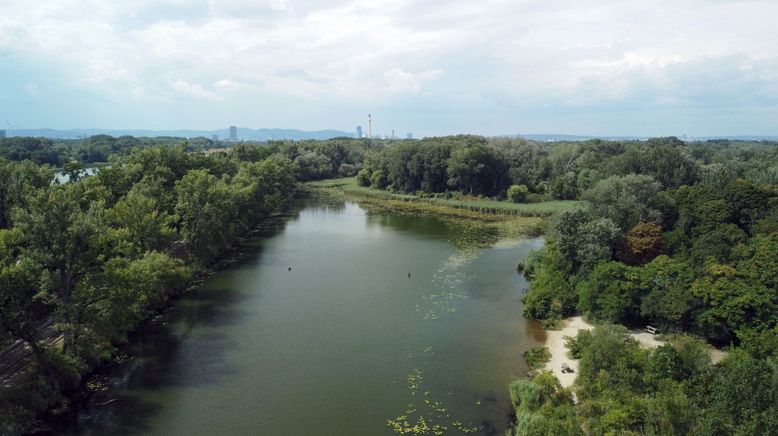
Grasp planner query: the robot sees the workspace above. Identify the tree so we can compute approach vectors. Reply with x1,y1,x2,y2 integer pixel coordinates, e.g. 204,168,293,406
583,174,664,233
294,151,332,180
84,252,191,344
549,172,578,200
13,184,107,354
555,208,621,274
507,184,530,203
370,170,388,189
355,168,371,187
446,141,507,195
111,186,172,254
174,170,238,263
621,221,664,265
578,262,642,324
0,243,51,363
521,245,578,319
577,325,649,406
701,351,778,434
0,159,53,229
231,155,296,229
62,161,86,183
638,256,697,332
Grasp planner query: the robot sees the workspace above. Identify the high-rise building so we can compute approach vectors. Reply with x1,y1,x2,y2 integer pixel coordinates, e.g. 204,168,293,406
406,133,413,140
0,130,5,139
212,134,219,141
356,126,363,138
229,126,238,141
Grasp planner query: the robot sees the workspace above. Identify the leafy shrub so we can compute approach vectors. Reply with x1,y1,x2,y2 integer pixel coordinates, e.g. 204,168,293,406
565,329,593,359
508,184,530,203
524,346,552,370
355,168,371,187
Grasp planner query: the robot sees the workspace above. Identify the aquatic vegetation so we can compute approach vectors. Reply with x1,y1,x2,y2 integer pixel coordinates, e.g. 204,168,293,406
389,368,483,435
408,368,424,393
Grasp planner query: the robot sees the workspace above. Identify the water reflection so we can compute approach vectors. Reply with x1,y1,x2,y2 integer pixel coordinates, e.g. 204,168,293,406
65,197,545,436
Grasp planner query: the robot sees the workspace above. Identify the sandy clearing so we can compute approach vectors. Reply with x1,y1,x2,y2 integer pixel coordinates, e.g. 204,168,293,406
631,331,665,348
542,316,594,388
542,318,729,390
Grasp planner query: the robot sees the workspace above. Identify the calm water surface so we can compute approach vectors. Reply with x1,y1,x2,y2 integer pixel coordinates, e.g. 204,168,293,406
70,199,545,435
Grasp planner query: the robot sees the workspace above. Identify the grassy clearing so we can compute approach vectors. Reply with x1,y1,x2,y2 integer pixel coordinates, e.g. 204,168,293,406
308,177,583,218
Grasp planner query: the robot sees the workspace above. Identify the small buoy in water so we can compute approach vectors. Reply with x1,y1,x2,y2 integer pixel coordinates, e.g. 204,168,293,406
288,267,292,271
408,272,411,278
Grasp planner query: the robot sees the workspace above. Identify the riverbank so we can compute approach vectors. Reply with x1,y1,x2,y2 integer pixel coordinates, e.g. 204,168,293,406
21,202,305,435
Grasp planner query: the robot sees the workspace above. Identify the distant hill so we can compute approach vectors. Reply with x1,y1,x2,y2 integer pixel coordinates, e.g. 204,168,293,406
10,127,355,141
7,129,777,142
502,134,778,142
516,134,648,141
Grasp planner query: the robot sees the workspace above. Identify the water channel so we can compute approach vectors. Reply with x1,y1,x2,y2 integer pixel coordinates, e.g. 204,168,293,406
68,198,545,435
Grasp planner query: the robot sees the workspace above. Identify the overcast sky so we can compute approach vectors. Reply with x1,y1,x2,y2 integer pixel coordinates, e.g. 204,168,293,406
1,0,777,137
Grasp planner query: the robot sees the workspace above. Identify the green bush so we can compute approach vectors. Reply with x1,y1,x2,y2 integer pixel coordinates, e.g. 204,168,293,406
508,184,530,203
565,329,593,359
370,170,387,189
524,346,552,370
355,168,371,187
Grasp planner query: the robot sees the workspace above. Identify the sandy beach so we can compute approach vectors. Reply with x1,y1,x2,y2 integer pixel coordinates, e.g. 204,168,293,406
542,317,729,390
542,316,594,388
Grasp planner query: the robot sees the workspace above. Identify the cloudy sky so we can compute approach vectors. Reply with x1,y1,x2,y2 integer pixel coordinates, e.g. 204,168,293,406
1,0,777,137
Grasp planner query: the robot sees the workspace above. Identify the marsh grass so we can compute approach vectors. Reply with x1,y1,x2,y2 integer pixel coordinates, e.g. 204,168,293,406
306,178,576,248
308,177,583,218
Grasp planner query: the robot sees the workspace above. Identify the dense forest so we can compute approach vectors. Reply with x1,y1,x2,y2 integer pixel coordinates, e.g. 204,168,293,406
2,134,778,434
0,145,297,433
508,139,778,433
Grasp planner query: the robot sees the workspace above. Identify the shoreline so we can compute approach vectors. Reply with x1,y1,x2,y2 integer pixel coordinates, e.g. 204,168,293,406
32,207,302,433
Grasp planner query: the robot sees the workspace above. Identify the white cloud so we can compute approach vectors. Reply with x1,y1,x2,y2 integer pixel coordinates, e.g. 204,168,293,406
170,79,223,101
213,79,241,92
0,0,777,134
384,68,421,93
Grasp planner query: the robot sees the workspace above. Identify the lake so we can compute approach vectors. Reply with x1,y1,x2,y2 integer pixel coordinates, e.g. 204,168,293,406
67,198,545,435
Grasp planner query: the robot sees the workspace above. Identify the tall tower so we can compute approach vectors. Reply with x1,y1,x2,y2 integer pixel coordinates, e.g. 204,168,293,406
356,126,362,138
368,114,372,139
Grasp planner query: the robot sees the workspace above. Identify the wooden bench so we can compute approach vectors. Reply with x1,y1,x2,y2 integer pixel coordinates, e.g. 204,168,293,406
645,325,658,335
